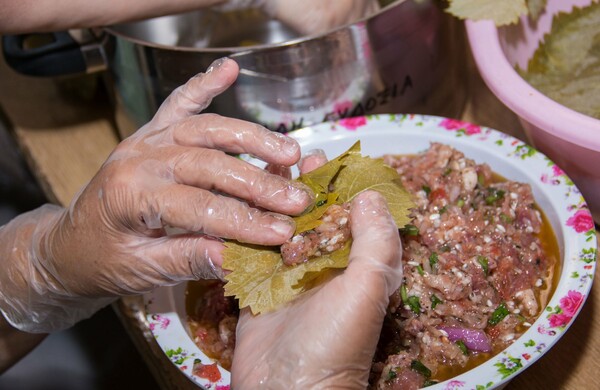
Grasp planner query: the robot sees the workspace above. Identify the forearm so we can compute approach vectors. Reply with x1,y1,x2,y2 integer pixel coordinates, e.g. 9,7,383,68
0,205,64,330
0,314,46,374
0,204,113,333
0,0,225,34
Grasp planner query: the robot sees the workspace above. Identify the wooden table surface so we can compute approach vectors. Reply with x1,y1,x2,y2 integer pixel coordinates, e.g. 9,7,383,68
0,42,598,389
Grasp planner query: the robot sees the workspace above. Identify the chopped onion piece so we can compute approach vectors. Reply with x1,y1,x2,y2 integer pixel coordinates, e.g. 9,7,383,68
437,326,492,353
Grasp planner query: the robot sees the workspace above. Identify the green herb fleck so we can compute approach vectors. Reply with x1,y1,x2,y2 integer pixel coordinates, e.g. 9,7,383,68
386,368,398,382
410,360,431,378
489,302,510,326
400,224,420,236
456,340,469,355
431,294,442,309
485,188,506,205
400,284,409,302
477,255,489,276
429,252,439,269
416,265,425,276
407,296,421,314
422,185,432,196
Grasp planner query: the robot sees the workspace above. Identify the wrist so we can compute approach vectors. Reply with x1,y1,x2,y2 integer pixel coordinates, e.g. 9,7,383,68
0,205,63,330
0,312,47,373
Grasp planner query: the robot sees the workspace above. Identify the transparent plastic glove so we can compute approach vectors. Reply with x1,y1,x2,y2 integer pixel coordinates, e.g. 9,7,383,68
218,0,380,35
231,190,403,389
0,57,314,333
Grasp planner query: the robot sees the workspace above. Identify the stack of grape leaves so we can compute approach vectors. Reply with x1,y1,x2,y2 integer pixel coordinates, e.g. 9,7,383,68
518,2,600,119
446,0,600,119
222,142,414,314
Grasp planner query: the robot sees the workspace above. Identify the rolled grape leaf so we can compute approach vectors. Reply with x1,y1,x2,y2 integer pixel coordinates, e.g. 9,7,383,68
223,142,414,314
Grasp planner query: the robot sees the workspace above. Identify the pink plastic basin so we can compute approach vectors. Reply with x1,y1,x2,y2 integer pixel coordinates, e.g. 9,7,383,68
466,0,600,223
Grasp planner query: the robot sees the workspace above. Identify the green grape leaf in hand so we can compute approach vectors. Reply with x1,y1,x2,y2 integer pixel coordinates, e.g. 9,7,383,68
222,142,414,314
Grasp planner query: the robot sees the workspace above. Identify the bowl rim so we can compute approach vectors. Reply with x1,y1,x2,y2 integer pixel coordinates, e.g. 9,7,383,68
465,19,600,151
103,0,415,53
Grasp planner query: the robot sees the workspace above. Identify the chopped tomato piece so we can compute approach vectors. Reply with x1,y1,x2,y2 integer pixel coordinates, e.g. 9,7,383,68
193,362,221,382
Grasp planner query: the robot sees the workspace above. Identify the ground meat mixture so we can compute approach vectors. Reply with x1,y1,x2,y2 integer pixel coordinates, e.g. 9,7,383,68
187,143,556,389
281,203,351,266
187,280,239,370
370,143,554,389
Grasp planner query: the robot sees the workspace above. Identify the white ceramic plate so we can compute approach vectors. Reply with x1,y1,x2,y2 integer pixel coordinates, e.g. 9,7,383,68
144,114,597,390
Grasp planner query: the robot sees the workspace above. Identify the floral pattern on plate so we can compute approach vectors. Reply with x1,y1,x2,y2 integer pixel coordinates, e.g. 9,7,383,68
145,286,231,389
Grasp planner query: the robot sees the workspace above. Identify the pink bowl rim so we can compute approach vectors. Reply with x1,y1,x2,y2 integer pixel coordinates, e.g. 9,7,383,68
465,19,600,151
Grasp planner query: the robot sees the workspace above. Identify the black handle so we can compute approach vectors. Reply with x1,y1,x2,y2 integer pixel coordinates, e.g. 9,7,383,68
2,32,87,77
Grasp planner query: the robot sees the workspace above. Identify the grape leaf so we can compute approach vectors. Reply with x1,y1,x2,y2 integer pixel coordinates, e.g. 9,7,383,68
297,141,360,205
294,192,339,234
333,153,414,228
446,0,528,26
222,142,414,314
222,240,351,314
526,0,547,20
518,2,600,119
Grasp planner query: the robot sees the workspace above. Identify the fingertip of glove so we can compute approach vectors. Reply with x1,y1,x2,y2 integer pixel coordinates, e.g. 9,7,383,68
353,191,387,217
298,148,327,173
206,57,237,74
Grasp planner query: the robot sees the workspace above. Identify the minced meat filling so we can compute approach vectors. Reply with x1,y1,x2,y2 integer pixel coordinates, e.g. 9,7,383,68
187,280,238,370
281,203,351,266
187,143,555,389
370,143,553,389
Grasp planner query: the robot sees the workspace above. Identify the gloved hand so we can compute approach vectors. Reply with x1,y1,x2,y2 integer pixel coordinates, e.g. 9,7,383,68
217,0,381,35
0,57,314,333
231,189,403,389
